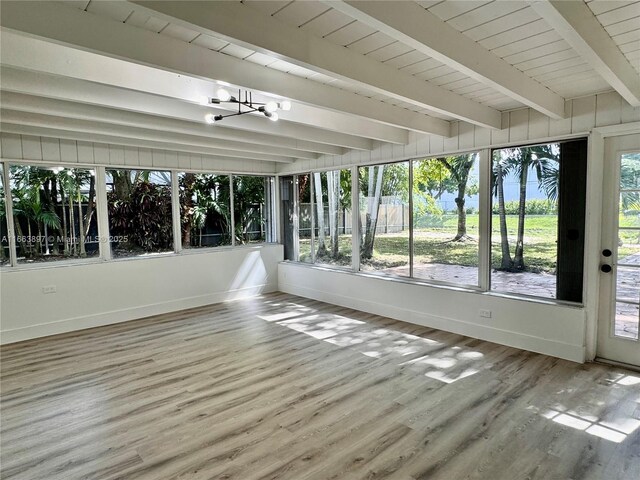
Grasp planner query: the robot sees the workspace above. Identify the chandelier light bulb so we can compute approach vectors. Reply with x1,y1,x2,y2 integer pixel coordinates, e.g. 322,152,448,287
217,88,232,102
205,113,217,124
265,101,278,113
269,112,279,122
280,100,291,111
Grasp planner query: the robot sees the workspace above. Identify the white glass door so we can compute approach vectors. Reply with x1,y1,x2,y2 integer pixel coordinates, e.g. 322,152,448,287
598,134,640,367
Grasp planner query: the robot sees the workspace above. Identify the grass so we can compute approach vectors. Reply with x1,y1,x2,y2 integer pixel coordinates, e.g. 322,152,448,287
298,214,640,273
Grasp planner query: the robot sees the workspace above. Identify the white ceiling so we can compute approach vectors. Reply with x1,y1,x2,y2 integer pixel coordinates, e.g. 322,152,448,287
1,0,639,170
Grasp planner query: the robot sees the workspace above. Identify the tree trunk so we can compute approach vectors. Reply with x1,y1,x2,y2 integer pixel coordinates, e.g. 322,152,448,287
326,171,339,257
496,164,512,270
361,166,384,259
77,191,86,257
513,162,529,270
83,175,95,238
14,218,26,257
51,180,60,255
27,220,33,258
36,224,43,257
60,185,69,256
453,182,467,240
181,173,196,247
69,194,76,256
440,156,473,242
42,180,54,257
313,172,326,255
113,171,133,201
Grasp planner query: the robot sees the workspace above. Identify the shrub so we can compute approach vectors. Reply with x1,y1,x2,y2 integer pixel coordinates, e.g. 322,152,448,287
108,181,173,251
492,199,557,215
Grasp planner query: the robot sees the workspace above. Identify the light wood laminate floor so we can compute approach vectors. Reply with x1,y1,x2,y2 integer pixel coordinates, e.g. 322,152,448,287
1,292,639,480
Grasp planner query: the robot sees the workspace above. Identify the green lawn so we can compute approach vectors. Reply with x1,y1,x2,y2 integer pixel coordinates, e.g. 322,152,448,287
298,213,640,273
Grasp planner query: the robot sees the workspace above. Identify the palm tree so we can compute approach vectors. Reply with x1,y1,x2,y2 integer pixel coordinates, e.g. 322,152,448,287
326,170,340,257
361,165,384,260
437,154,476,241
313,172,326,255
497,145,559,271
414,155,477,242
492,153,513,269
12,185,61,258
232,175,266,244
10,165,63,258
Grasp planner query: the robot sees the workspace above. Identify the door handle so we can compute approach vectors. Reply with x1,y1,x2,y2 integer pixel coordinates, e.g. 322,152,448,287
600,264,612,273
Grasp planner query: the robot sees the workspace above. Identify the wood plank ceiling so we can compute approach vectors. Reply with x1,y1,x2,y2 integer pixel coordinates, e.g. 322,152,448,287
1,0,639,171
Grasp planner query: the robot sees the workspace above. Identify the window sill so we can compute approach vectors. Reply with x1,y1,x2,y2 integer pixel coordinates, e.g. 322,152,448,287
280,260,584,309
0,243,280,272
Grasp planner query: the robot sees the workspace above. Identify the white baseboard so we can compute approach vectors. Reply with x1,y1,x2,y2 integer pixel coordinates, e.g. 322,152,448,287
1,283,276,345
279,281,586,363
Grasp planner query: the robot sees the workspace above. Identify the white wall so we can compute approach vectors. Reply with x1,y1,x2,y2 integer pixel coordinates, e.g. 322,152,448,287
279,264,586,362
0,133,277,174
278,91,640,174
275,91,640,364
0,245,283,344
0,133,281,344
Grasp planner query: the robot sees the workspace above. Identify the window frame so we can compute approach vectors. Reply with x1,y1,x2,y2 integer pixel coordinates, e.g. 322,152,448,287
0,162,277,270
3,162,106,268
287,138,585,307
302,167,355,271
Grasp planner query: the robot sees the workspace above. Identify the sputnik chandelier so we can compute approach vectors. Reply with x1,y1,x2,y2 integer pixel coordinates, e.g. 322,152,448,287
204,88,291,124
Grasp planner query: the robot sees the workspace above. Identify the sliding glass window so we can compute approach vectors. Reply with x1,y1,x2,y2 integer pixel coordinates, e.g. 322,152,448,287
312,169,352,267
106,169,173,258
412,154,480,285
491,139,587,302
9,164,99,264
287,139,586,304
179,173,231,248
232,175,275,244
297,173,313,263
359,162,410,275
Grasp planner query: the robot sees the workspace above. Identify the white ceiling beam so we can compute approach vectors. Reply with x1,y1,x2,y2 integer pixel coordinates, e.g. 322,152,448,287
0,30,407,145
2,91,345,156
327,1,566,119
530,0,640,107
0,123,287,166
0,3,436,140
0,67,373,152
131,0,501,129
0,97,323,160
0,110,298,163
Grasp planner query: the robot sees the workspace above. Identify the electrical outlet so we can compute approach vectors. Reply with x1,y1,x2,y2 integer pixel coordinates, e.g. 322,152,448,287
479,309,492,318
42,285,57,294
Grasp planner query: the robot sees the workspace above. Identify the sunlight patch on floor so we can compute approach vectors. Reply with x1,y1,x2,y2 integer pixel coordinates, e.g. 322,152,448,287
259,304,485,384
532,374,640,444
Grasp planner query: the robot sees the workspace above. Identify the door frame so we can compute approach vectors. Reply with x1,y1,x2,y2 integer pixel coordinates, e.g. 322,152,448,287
597,133,640,367
584,122,640,362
